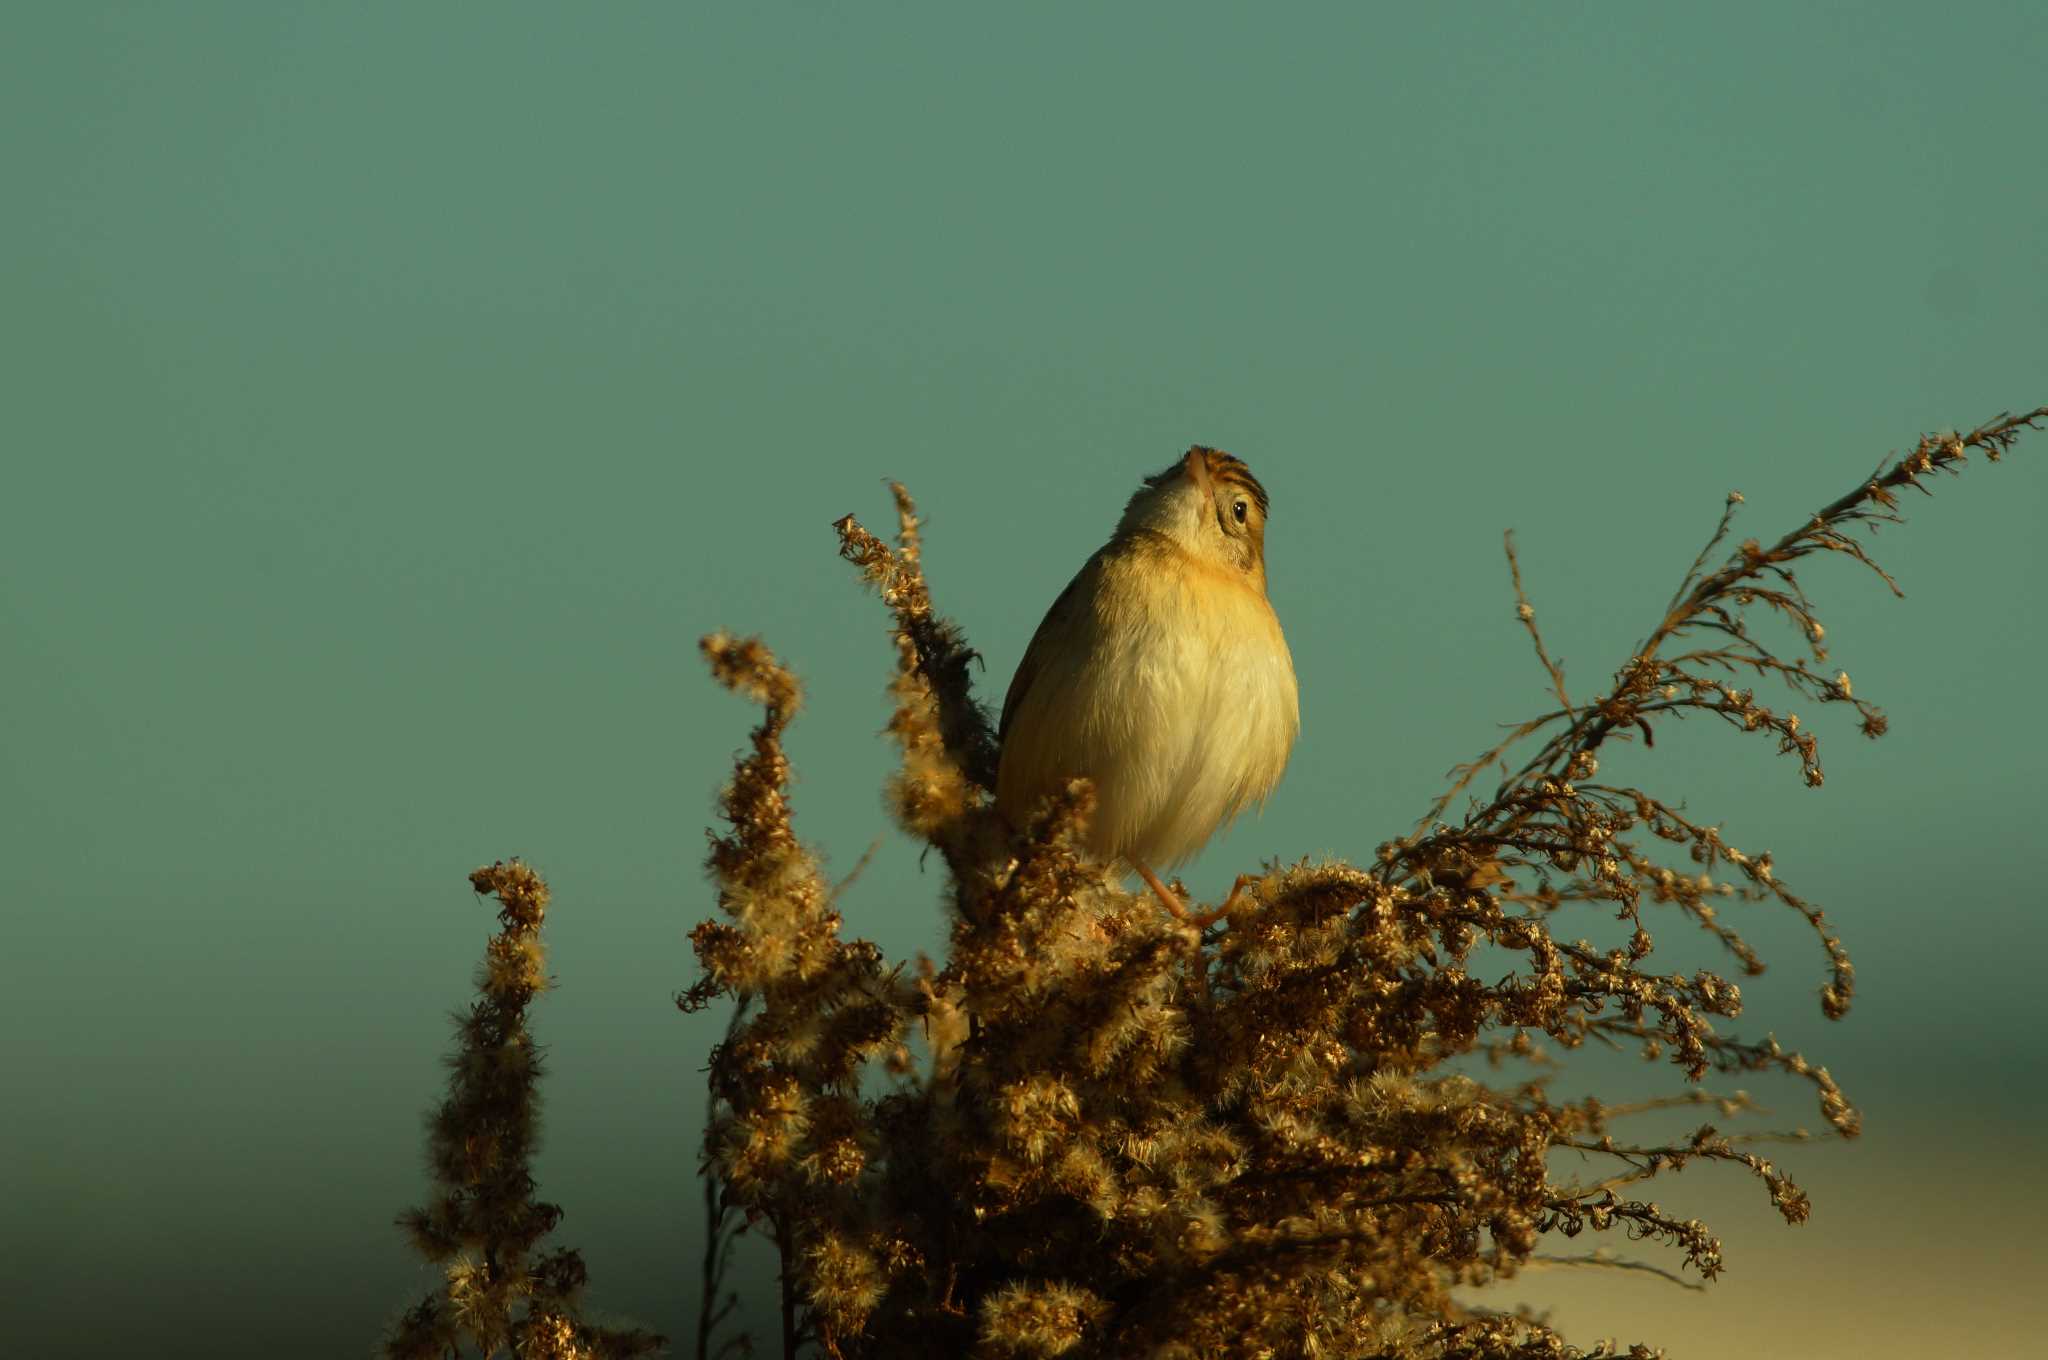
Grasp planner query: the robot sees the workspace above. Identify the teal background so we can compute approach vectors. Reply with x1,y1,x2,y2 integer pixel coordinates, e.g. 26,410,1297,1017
5,3,2043,1354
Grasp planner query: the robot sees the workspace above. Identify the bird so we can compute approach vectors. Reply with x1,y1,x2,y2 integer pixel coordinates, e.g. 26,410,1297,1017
995,446,1299,923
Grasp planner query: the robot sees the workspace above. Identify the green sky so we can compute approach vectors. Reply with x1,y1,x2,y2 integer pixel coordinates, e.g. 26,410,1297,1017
6,4,2044,1354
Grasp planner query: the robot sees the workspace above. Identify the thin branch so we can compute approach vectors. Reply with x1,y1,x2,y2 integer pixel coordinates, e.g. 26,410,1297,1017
1521,1252,1706,1293
1506,530,1573,718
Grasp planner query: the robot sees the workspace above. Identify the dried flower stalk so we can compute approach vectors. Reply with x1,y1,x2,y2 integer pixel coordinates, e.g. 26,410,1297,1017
388,860,664,1360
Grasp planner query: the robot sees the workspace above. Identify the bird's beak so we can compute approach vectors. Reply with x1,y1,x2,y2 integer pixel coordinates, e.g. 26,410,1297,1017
1183,448,1214,498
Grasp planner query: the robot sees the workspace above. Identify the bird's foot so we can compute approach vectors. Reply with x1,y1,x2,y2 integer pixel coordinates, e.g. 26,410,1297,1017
1134,865,1261,929
1135,861,1193,923
1212,873,1260,922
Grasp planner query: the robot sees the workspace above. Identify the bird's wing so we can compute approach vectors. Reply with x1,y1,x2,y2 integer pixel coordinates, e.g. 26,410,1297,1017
999,556,1096,745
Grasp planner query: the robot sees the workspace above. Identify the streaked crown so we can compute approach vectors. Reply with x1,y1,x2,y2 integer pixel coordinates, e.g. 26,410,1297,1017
1144,445,1271,517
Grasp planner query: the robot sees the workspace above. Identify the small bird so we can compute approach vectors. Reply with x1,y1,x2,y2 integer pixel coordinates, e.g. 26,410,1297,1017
996,447,1299,921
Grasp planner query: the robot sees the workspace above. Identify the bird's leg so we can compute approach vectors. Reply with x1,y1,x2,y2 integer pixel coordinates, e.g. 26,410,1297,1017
1133,861,1193,923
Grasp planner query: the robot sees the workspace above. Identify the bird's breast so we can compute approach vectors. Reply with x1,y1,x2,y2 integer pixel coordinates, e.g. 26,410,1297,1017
1001,541,1299,869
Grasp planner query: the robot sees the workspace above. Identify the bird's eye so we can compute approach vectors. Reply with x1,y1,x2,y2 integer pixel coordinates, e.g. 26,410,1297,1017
1232,499,1248,524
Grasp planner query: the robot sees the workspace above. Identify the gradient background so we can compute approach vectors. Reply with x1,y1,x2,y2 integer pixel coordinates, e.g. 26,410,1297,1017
6,4,2044,1355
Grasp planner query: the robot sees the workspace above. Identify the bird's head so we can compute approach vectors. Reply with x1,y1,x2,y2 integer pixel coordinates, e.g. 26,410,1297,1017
1115,446,1273,587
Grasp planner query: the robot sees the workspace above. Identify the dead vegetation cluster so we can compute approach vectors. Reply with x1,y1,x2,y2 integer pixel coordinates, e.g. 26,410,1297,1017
390,408,2042,1359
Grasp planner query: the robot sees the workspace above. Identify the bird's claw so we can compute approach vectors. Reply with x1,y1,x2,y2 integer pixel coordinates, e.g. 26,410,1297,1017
1135,865,1260,929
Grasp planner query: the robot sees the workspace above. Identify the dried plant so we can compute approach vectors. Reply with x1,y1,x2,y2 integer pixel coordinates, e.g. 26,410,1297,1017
388,860,665,1360
391,410,2040,1357
680,410,2042,1359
